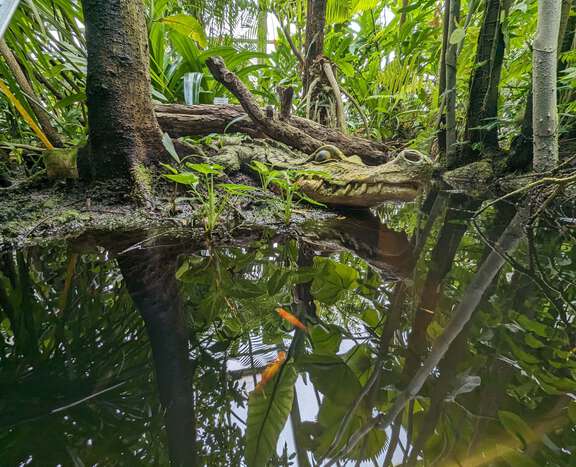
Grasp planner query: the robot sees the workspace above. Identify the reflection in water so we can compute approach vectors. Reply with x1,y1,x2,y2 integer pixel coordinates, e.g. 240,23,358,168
1,195,575,466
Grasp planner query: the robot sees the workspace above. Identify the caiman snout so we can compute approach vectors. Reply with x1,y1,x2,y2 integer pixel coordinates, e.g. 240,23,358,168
297,147,432,208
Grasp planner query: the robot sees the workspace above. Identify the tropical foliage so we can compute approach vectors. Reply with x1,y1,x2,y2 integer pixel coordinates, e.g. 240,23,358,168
1,0,574,158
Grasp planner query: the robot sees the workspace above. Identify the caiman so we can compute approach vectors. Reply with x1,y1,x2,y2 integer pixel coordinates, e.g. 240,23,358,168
207,137,433,208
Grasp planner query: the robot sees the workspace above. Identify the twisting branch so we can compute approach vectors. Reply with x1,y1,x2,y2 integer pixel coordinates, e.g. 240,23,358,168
206,56,325,154
322,60,346,133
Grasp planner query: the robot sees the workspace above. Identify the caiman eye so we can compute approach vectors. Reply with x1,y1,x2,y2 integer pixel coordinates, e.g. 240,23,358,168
314,149,332,162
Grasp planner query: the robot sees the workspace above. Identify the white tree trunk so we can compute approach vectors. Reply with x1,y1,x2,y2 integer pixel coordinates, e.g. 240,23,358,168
533,0,562,171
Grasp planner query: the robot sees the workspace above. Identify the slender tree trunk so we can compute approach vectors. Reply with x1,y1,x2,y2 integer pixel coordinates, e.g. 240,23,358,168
445,0,460,166
509,1,571,170
437,0,451,154
303,0,327,95
257,1,268,65
81,0,165,185
533,0,562,171
0,38,63,147
464,0,509,161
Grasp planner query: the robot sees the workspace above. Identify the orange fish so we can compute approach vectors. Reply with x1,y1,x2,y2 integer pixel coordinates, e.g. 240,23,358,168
254,351,286,393
276,308,308,332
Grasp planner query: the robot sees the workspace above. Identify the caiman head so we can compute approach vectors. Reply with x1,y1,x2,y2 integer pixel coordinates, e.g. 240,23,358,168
288,146,432,208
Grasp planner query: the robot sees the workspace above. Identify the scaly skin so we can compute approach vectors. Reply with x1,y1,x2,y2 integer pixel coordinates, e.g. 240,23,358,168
211,138,433,207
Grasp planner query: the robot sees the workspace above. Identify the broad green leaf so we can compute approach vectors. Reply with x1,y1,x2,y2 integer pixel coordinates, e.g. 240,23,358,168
310,325,342,355
296,354,361,404
229,279,267,299
246,365,297,467
55,92,85,108
185,162,224,175
158,15,207,48
313,396,388,461
516,315,549,337
163,172,199,186
311,257,359,305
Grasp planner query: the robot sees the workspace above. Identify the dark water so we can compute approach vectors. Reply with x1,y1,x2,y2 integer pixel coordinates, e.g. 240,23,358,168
1,192,575,466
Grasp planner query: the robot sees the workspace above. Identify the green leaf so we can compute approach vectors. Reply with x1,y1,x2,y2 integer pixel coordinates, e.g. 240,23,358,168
296,354,361,404
163,172,199,186
449,28,466,45
311,258,359,305
55,92,86,108
246,365,297,467
361,308,380,327
310,325,342,355
498,411,537,449
159,162,178,174
162,132,180,163
516,315,549,337
250,160,270,174
185,162,224,175
267,270,291,296
568,401,576,424
229,279,267,299
158,15,207,48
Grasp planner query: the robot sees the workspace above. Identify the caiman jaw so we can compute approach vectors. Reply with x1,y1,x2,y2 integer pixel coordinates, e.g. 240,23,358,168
297,179,420,207
294,148,432,208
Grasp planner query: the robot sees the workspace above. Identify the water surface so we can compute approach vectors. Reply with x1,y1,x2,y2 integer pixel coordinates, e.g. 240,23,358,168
1,192,575,466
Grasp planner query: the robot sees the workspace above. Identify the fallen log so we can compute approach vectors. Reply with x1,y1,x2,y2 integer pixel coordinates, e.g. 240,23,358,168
155,104,397,163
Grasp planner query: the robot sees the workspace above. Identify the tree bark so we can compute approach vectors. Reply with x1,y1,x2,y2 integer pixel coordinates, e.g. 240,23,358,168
464,0,508,161
154,103,395,162
509,0,571,170
82,0,165,183
0,38,63,148
303,0,327,95
445,0,460,166
437,0,451,154
533,0,562,171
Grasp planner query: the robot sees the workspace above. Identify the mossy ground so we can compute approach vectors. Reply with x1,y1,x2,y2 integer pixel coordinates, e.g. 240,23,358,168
0,173,333,251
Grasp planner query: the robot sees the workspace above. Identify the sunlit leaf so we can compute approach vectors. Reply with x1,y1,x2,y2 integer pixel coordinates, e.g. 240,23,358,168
245,364,297,467
163,171,199,185
158,14,207,48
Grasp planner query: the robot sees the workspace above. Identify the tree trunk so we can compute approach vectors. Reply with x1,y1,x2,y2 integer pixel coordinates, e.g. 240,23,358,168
445,0,460,166
533,0,561,171
81,0,165,185
0,38,63,148
463,0,508,161
509,0,571,170
437,0,451,154
257,1,268,65
303,0,327,95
